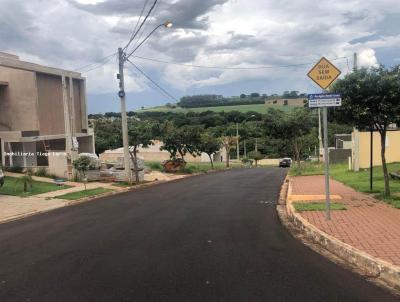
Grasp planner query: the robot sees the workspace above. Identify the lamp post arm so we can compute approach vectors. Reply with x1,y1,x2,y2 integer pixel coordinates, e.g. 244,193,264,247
126,24,164,59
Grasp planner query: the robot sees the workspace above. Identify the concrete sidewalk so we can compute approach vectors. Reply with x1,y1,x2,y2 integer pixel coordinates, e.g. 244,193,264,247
0,195,68,223
290,175,400,266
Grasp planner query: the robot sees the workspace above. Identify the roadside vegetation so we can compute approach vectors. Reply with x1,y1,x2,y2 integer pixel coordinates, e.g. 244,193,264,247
0,176,71,197
55,188,113,200
290,162,400,208
92,108,348,171
137,103,297,114
293,202,346,212
332,65,400,197
146,161,242,174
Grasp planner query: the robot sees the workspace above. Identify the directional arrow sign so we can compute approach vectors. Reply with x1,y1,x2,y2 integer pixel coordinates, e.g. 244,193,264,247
307,57,341,89
308,93,342,108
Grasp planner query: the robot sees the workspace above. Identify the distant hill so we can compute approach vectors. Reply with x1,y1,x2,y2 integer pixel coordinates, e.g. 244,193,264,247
137,103,299,114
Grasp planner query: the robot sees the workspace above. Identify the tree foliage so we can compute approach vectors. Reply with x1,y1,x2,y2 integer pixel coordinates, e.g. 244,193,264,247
93,118,122,154
160,123,202,161
267,108,316,166
198,132,222,168
247,151,264,167
127,120,155,183
73,156,92,189
332,65,400,196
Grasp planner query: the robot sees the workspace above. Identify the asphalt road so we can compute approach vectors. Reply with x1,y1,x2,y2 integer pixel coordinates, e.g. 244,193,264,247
0,168,398,302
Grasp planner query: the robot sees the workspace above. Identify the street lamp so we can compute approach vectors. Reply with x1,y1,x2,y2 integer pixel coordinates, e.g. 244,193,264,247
236,114,256,159
126,22,173,58
117,21,173,184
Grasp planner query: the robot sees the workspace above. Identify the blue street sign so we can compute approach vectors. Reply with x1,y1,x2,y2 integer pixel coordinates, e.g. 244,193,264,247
308,93,341,100
308,93,342,108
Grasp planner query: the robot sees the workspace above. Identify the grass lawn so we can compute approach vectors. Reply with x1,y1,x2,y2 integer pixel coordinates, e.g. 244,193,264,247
293,202,346,212
138,104,297,114
290,162,400,208
0,176,71,197
55,188,113,200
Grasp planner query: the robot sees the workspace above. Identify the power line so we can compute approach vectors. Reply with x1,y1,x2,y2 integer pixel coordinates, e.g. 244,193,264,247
126,24,165,59
124,0,158,51
74,52,117,72
132,55,350,70
124,0,150,51
126,58,178,102
130,0,162,51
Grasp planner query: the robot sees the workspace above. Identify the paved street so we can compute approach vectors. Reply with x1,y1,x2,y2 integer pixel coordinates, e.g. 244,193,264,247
0,168,398,302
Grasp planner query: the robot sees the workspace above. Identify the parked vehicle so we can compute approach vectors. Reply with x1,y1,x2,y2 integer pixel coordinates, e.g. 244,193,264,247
0,167,4,187
279,158,292,168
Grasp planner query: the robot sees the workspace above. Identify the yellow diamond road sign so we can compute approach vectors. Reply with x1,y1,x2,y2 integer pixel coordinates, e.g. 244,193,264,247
307,57,341,89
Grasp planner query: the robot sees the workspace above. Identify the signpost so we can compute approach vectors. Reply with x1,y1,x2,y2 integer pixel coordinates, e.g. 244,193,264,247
307,57,342,221
308,94,342,108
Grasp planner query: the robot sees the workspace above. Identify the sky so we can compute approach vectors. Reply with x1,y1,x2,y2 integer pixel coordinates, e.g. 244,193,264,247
1,0,400,113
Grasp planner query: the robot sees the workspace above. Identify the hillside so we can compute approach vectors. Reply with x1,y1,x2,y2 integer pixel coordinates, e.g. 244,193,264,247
137,103,298,114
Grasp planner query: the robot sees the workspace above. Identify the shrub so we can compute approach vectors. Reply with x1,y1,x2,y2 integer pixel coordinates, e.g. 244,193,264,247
247,151,264,167
147,162,163,172
35,167,47,177
5,166,24,173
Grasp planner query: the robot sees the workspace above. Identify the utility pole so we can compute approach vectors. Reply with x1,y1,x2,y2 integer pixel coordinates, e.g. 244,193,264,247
255,138,258,152
244,140,247,158
322,106,331,220
318,108,323,163
370,125,374,191
117,47,132,184
236,122,240,160
353,52,358,71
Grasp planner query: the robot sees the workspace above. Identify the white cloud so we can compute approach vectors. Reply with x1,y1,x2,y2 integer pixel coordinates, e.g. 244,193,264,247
358,49,379,68
1,0,400,98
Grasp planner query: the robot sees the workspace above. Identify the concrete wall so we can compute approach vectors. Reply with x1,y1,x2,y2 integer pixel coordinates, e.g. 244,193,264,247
47,152,68,178
36,73,65,135
329,149,352,164
358,130,400,169
258,159,280,166
0,66,39,131
100,150,207,163
0,56,87,138
77,135,94,153
73,79,84,132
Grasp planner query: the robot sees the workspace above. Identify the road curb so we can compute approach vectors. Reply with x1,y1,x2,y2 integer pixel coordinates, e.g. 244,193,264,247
277,176,400,292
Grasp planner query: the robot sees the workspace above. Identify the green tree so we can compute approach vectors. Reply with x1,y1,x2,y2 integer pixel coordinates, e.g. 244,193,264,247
160,123,202,161
332,66,400,196
221,136,237,168
93,118,122,154
268,108,316,167
198,132,222,168
247,151,264,167
127,120,155,183
210,124,239,168
16,169,33,193
73,156,92,189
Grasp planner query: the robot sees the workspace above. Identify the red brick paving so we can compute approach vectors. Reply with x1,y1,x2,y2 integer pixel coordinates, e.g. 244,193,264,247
291,175,400,266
